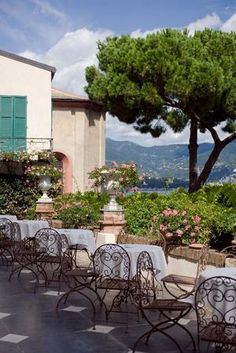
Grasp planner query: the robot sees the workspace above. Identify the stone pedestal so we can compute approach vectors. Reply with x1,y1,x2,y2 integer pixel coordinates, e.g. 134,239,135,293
96,232,116,248
35,200,55,223
100,209,126,238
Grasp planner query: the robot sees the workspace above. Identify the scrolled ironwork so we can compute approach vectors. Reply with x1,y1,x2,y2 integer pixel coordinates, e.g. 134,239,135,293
135,250,158,305
195,275,236,352
0,218,19,265
133,250,196,353
93,243,134,325
35,228,68,257
93,243,130,280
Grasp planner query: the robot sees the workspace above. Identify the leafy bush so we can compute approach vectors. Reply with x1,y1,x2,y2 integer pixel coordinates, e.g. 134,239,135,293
191,184,236,208
0,176,39,219
54,191,109,228
119,188,235,248
0,174,62,219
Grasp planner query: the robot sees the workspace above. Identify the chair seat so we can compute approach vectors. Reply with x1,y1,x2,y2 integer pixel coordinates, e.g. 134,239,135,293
66,268,96,277
0,239,17,247
162,274,195,286
68,243,88,251
98,278,130,290
144,298,192,311
201,322,236,345
37,255,62,263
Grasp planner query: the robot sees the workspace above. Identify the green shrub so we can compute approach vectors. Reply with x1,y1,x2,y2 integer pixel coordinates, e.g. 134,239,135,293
0,176,40,219
54,191,109,228
120,189,235,248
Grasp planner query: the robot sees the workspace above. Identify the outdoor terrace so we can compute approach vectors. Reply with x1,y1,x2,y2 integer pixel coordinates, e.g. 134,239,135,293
0,265,214,353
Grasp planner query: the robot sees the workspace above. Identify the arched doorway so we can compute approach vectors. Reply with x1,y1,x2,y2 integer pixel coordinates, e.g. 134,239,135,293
54,151,73,193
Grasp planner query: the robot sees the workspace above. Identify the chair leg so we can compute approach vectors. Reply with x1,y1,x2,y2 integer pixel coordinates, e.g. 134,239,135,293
133,324,185,353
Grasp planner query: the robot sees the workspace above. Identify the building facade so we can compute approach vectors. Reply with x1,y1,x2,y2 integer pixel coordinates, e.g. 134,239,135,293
0,50,105,193
52,88,105,193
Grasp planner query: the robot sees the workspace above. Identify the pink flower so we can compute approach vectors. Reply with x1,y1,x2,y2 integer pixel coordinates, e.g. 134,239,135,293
182,210,187,216
175,229,184,237
159,224,167,231
162,208,172,216
172,209,179,216
165,232,174,238
182,219,188,225
192,215,201,224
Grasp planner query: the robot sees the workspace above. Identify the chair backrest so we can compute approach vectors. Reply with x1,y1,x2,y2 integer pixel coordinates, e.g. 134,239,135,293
12,222,21,241
0,217,15,240
220,245,236,267
195,242,210,279
136,250,161,305
35,228,69,256
93,243,131,280
195,276,236,335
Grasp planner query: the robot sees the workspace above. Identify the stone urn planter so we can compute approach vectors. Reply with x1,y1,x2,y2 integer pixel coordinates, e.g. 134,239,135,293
38,175,52,202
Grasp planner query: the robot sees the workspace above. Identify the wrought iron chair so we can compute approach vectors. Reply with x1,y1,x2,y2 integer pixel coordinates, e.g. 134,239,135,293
133,250,196,353
0,218,20,265
32,228,71,290
56,244,99,329
161,242,209,299
93,243,136,324
220,245,236,267
195,276,236,353
9,236,43,283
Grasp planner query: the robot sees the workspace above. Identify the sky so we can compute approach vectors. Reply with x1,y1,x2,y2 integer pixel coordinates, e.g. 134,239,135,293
0,0,235,146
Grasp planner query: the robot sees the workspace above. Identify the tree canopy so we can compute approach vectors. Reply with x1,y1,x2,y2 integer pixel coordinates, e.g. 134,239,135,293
85,29,236,192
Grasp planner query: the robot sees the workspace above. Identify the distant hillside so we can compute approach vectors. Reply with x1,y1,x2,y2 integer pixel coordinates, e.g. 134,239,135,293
106,138,236,181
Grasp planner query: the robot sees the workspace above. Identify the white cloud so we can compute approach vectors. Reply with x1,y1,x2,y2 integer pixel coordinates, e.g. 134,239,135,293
106,115,229,147
30,0,67,22
221,12,236,32
20,27,113,95
186,13,222,33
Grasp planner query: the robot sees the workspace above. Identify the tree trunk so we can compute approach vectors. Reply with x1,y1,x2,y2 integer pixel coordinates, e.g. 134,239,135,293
194,143,222,190
189,132,236,192
188,118,198,193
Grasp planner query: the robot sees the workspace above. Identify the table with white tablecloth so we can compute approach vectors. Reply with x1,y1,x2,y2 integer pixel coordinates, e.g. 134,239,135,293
57,228,96,254
199,267,236,283
0,215,17,221
197,267,236,323
14,220,49,239
119,244,167,280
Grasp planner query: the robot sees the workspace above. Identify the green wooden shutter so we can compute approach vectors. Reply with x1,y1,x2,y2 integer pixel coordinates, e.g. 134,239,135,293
0,96,27,152
0,96,13,151
13,96,27,151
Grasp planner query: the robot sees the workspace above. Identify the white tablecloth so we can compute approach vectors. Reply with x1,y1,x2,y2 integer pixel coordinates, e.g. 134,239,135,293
199,267,236,282
58,228,96,254
119,244,167,280
14,220,49,239
0,215,17,221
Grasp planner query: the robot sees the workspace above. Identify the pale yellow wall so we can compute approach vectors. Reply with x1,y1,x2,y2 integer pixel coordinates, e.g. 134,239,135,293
52,107,105,192
0,56,52,151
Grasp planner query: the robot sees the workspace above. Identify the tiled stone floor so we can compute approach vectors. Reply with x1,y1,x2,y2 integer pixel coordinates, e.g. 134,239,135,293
0,266,214,353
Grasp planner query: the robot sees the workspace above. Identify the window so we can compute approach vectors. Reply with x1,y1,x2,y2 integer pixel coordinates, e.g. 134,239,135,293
0,96,27,151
